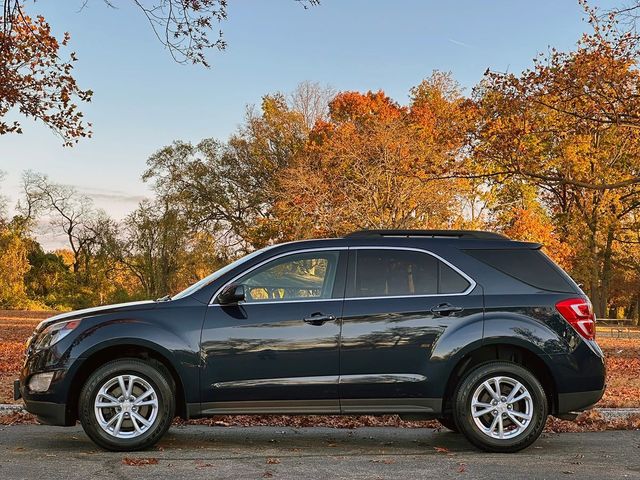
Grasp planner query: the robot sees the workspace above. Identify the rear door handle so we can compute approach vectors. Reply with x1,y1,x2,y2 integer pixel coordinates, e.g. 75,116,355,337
303,313,336,326
431,303,464,316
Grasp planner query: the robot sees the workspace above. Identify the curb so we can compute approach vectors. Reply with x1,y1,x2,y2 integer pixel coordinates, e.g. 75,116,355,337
595,408,640,420
0,404,24,415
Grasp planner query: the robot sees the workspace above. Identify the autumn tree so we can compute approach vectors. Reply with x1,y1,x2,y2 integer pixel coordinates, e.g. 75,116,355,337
272,72,476,239
0,172,32,308
0,2,92,144
1,0,318,143
0,222,31,308
0,170,7,219
473,8,640,317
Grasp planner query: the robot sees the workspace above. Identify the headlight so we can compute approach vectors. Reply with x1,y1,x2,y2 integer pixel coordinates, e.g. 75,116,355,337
28,372,55,393
33,319,82,350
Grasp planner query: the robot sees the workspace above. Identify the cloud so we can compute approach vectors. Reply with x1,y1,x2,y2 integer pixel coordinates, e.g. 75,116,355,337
448,38,472,48
81,190,147,204
63,185,148,204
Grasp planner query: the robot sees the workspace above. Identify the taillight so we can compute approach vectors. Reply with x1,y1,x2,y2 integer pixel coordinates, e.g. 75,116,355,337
555,298,596,340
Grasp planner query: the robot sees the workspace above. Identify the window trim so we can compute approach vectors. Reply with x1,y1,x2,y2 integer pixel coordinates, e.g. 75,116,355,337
346,246,476,300
209,247,348,305
209,245,477,306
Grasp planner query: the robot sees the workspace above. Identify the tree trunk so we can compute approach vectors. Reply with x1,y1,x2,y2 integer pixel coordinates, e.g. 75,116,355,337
598,228,614,319
587,228,601,316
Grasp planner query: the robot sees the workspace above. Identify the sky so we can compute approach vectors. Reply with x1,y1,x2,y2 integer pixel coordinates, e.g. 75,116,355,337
1,0,599,248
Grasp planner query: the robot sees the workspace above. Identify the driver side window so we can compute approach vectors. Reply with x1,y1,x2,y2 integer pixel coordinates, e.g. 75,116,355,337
236,251,340,303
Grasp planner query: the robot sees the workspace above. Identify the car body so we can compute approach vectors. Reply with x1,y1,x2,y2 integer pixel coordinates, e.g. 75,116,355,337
16,230,606,452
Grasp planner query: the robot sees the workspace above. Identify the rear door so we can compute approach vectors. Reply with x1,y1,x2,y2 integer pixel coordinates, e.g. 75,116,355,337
338,247,484,414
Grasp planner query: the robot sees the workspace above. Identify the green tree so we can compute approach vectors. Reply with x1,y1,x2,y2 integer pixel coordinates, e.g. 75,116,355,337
114,200,191,298
143,85,313,249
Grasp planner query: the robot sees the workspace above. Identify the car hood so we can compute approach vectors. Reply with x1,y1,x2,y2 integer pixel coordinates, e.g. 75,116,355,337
36,300,156,331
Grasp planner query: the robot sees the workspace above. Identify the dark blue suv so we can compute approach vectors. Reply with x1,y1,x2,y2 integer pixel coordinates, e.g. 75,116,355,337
15,230,606,452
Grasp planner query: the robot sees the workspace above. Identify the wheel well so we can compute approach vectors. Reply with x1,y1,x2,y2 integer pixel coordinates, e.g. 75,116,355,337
442,344,557,415
67,344,187,422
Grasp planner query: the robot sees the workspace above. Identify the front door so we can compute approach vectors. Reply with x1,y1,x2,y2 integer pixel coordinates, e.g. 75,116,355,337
338,247,484,414
200,249,347,415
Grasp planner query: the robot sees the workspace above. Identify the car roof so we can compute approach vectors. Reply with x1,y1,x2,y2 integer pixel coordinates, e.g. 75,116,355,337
267,232,540,252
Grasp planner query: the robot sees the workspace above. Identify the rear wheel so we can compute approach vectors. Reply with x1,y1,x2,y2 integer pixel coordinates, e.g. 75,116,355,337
78,358,175,451
453,362,547,453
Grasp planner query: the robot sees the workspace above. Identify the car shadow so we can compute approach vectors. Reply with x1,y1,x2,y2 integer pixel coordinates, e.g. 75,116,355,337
157,425,474,455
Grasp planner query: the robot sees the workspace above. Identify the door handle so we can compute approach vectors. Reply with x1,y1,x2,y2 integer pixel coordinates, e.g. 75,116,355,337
303,313,336,326
431,303,464,316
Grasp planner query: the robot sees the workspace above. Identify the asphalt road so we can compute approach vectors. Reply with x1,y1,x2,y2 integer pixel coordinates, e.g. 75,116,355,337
0,425,639,479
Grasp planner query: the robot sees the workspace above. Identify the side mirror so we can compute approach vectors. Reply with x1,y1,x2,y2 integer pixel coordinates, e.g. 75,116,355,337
217,283,245,305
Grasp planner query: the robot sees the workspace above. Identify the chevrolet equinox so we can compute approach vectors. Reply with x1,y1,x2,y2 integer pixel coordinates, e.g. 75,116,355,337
15,230,606,453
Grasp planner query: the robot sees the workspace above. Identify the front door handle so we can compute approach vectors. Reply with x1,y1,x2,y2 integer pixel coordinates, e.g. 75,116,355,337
431,303,464,316
303,313,336,326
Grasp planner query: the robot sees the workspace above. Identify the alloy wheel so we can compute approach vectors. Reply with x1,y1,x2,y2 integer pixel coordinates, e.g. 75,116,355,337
470,375,533,440
94,374,159,439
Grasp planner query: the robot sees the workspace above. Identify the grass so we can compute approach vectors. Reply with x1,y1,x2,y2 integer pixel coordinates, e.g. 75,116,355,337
1,310,638,431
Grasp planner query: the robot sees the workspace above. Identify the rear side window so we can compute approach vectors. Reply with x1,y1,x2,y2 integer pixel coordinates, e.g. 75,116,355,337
464,248,576,293
349,249,471,298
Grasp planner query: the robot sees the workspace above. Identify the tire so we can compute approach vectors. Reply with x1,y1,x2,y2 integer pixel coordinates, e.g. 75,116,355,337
78,358,175,451
437,415,459,433
453,361,547,453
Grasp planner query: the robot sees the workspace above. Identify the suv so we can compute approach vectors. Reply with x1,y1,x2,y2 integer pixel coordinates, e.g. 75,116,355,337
15,230,605,453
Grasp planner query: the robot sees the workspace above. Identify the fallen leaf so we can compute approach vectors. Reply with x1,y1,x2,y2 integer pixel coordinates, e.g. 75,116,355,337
266,458,280,464
122,457,159,466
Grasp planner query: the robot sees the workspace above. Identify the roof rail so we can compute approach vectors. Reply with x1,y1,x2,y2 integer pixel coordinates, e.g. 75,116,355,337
345,229,510,240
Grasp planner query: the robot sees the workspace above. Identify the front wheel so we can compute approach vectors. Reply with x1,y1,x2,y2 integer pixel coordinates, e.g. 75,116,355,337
78,358,175,451
453,362,547,453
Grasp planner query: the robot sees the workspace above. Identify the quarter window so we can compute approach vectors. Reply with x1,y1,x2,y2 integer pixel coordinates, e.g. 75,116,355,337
350,249,470,298
236,251,340,302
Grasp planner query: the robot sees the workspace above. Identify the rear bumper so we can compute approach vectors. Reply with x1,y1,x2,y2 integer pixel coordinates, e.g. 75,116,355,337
557,388,605,414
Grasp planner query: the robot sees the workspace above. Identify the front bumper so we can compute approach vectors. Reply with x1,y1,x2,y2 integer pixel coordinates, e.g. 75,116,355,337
17,377,75,426
15,377,73,426
22,399,71,425
18,363,79,427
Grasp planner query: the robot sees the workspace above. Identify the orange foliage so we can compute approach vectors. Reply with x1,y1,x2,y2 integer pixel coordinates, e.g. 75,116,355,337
273,73,474,240
503,207,574,270
0,8,92,144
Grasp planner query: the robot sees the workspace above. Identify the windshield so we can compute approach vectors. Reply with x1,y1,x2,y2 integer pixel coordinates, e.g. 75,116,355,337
171,245,277,300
